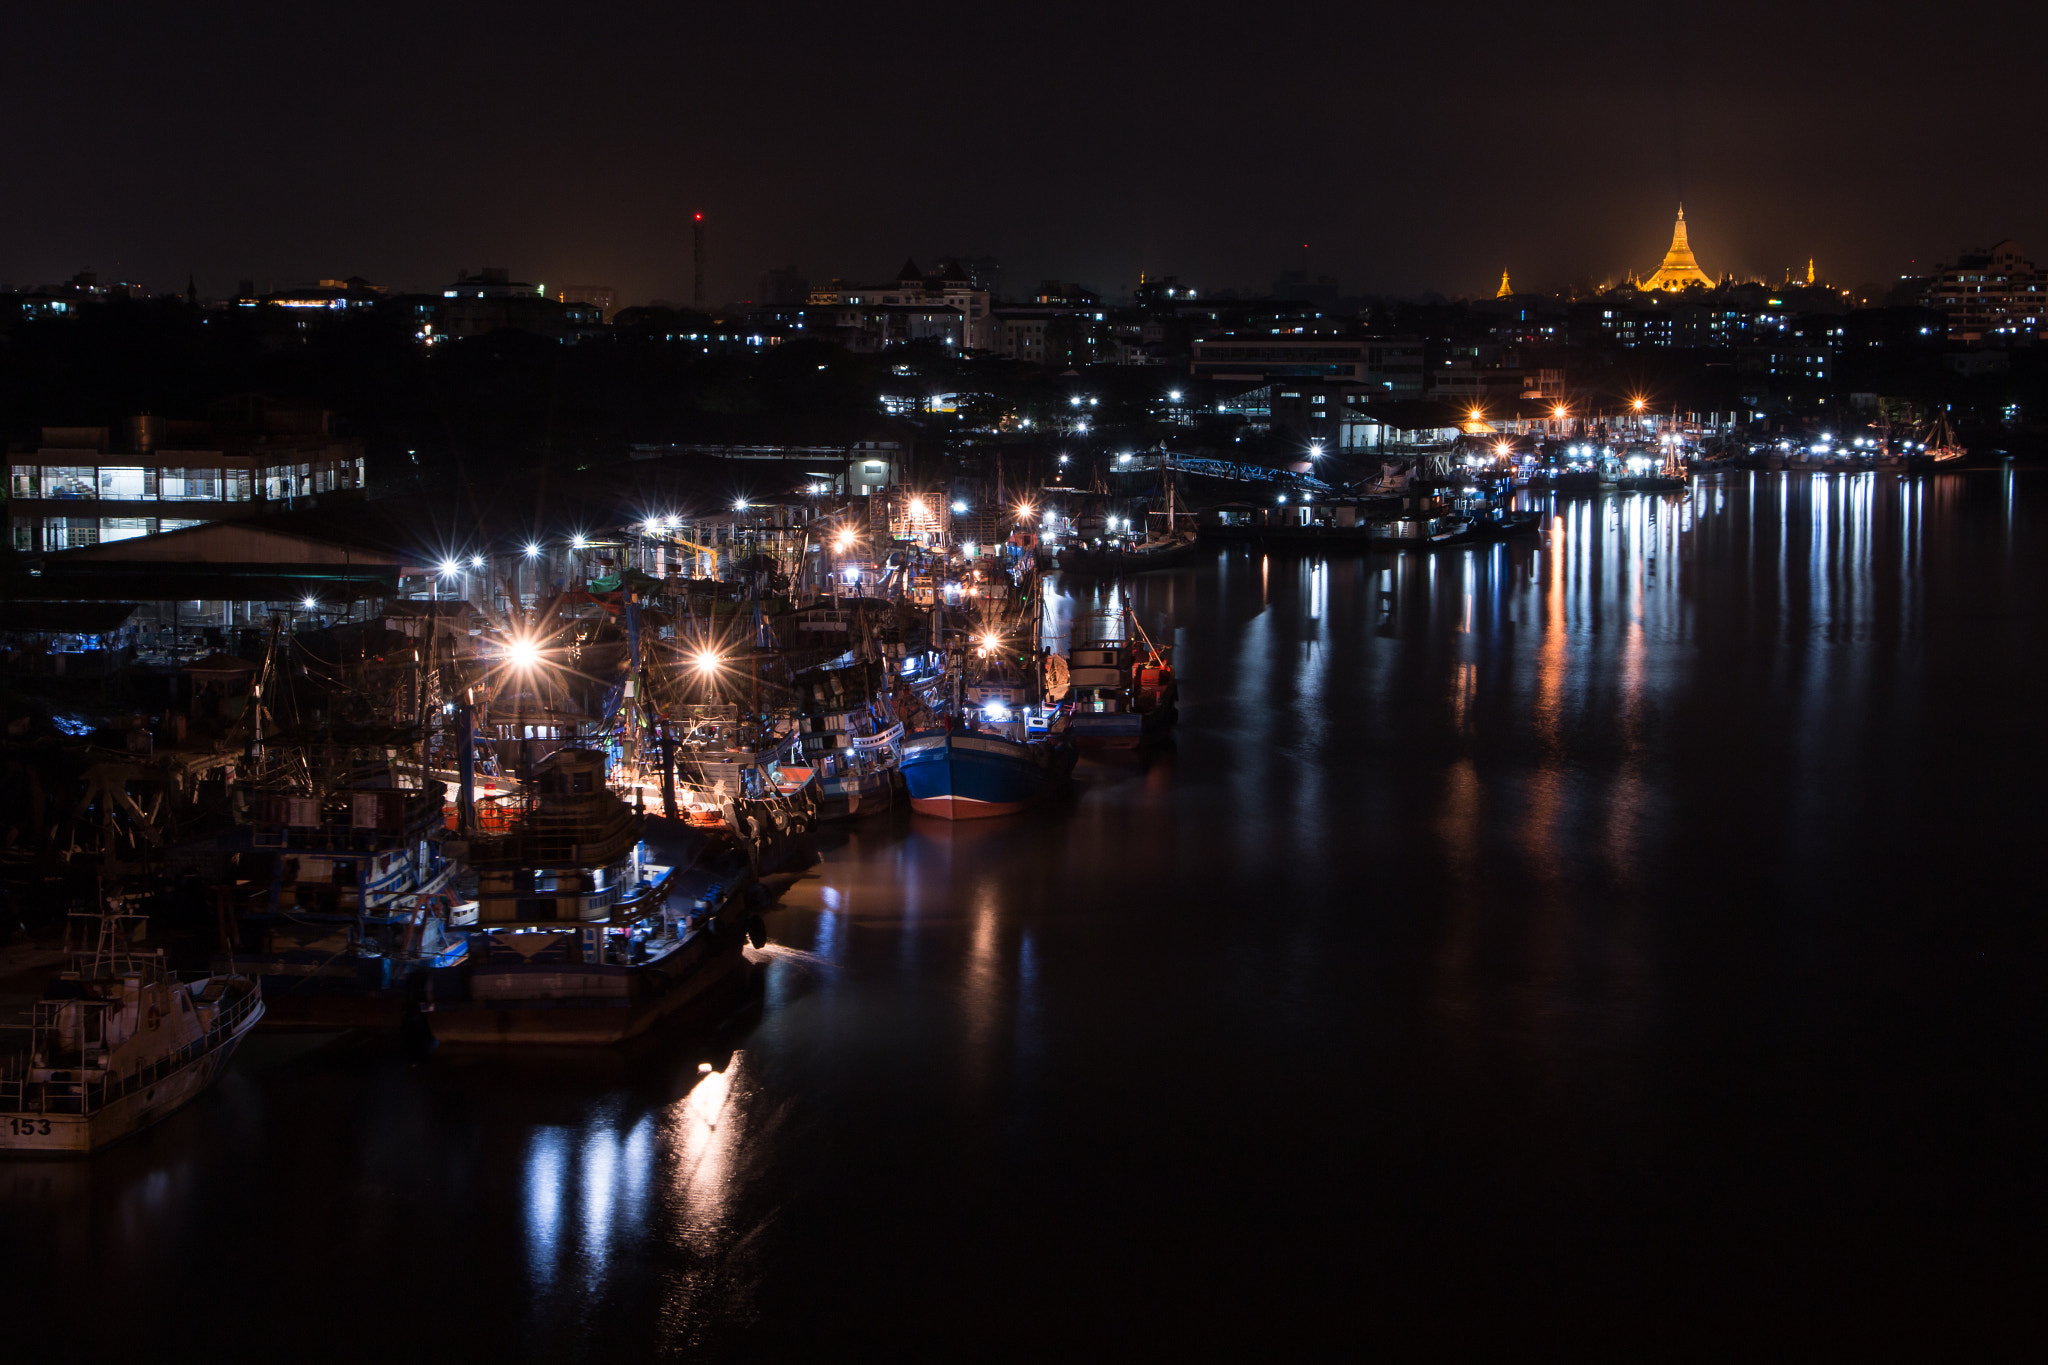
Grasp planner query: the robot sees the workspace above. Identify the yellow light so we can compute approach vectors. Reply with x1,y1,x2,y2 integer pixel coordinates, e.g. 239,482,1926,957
1467,407,1484,422
692,650,721,674
1553,405,1568,420
978,632,1000,655
1631,397,1647,412
908,497,927,517
1016,502,1035,522
505,637,541,669
834,530,855,552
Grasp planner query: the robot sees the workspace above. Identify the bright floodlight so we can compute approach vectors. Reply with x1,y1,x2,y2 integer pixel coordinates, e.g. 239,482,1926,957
302,596,317,610
1308,441,1325,458
691,649,721,674
644,520,662,534
525,542,541,557
571,534,587,549
1632,397,1647,411
1169,390,1182,402
733,498,748,512
835,530,855,551
951,500,968,514
505,637,541,669
1553,406,1568,420
663,516,679,529
979,632,1001,654
469,555,485,569
1016,502,1035,521
1069,395,1082,407
1058,454,1069,465
439,558,460,575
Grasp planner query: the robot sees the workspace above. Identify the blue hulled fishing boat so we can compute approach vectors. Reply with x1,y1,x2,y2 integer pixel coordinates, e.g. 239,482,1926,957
899,726,1075,819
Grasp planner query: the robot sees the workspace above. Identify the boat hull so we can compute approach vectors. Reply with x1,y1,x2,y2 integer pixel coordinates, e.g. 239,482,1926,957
1,999,262,1156
900,731,1074,820
425,927,748,1046
815,768,900,821
1068,707,1174,752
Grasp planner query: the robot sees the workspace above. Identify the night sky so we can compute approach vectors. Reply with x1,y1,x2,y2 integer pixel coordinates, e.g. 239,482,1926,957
7,2,2040,304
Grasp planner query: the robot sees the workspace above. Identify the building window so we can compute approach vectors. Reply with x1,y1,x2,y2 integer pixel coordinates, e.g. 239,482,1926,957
160,467,222,501
40,466,96,499
9,468,36,498
99,517,153,543
98,467,154,500
45,517,99,551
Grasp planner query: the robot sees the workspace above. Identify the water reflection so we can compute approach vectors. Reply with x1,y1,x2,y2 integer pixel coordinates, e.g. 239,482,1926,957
9,472,2040,1355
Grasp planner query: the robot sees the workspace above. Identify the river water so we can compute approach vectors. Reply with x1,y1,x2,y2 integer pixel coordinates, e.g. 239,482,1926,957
5,472,2042,1356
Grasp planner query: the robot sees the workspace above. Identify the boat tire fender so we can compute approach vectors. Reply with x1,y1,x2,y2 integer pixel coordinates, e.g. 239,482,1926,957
745,916,767,950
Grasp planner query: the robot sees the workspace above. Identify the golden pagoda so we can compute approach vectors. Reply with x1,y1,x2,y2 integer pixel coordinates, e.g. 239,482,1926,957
1640,204,1713,291
1497,270,1513,298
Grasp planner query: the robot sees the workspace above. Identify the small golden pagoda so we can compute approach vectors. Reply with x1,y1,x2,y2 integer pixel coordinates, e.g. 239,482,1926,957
1640,205,1713,291
1497,270,1513,298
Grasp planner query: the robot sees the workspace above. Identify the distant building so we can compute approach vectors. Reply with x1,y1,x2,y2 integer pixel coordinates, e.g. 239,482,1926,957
801,303,966,352
991,305,1110,366
1034,281,1099,306
7,403,366,553
756,268,809,309
1272,270,1340,305
554,284,618,318
808,259,993,350
1191,336,1369,384
258,276,385,311
1923,241,2047,342
437,268,598,342
1132,275,1199,306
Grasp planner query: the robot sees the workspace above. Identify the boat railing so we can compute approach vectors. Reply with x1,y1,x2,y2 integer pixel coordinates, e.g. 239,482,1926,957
0,984,256,1116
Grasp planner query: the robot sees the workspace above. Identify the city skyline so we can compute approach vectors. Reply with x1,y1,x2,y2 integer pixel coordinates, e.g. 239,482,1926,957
4,3,2041,305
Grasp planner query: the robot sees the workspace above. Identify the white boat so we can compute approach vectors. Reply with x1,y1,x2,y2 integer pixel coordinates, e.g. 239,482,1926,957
1,906,263,1155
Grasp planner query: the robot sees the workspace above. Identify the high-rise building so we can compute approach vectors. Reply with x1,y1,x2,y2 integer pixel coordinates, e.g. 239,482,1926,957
1924,241,2047,341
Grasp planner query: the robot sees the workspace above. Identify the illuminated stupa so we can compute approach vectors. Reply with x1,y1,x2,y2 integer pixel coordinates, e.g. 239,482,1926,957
1497,270,1513,298
1640,204,1713,291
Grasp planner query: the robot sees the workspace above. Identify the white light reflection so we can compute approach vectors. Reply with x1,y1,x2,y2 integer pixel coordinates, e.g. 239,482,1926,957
662,1054,746,1257
580,1126,617,1283
525,1127,567,1288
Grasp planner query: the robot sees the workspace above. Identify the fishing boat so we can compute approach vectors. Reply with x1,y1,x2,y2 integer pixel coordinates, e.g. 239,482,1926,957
1923,413,1967,464
1064,601,1179,751
901,643,1075,818
219,780,468,1025
1056,530,1200,576
423,747,759,1045
1,904,263,1155
794,657,906,820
